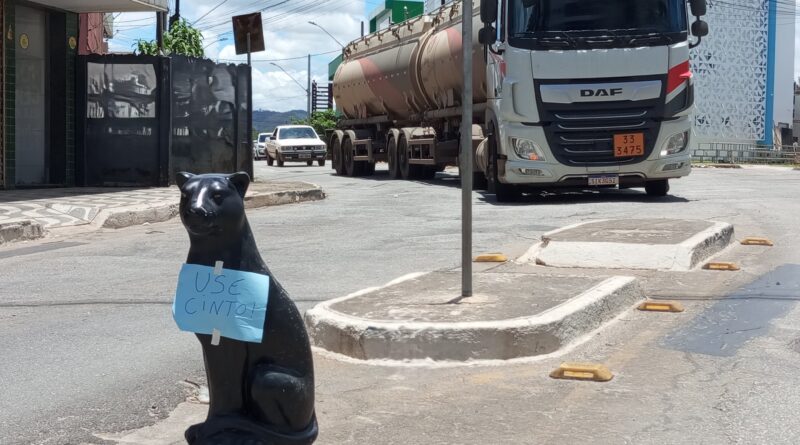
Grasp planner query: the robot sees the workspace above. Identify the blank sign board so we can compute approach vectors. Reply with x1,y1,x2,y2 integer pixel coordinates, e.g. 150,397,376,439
232,12,265,55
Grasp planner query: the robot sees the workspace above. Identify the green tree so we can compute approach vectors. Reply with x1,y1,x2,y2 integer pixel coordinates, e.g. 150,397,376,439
135,19,204,58
292,109,338,136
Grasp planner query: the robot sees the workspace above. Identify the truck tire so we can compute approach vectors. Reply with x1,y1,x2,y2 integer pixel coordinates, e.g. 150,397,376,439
277,155,285,167
398,136,424,179
343,138,360,176
487,124,520,202
645,179,670,197
266,152,274,166
387,137,401,179
318,159,326,167
332,138,345,175
306,160,313,166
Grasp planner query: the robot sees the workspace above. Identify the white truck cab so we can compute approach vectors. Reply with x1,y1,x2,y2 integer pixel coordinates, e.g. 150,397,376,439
477,0,709,200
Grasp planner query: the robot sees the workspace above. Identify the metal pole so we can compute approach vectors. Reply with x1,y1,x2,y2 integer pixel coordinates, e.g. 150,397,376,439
156,12,165,52
307,54,312,117
461,0,473,298
170,0,180,29
247,32,252,175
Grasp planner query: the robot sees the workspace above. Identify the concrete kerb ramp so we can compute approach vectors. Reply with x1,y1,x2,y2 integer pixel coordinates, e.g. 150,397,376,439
305,271,644,362
524,219,734,271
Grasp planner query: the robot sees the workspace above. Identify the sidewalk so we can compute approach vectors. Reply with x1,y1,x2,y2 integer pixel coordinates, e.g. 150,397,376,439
0,181,325,244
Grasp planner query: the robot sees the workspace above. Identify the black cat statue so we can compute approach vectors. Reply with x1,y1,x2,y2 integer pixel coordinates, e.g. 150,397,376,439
176,172,317,445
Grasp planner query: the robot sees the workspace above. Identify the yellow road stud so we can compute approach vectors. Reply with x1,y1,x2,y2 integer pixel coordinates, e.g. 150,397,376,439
549,363,613,382
703,262,740,271
474,253,508,263
638,301,684,313
740,237,774,246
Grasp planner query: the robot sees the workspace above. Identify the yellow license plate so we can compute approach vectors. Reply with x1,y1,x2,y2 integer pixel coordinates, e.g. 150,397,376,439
613,133,645,157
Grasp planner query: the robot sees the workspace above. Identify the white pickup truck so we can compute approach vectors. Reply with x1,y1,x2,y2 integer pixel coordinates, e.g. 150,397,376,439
265,125,328,167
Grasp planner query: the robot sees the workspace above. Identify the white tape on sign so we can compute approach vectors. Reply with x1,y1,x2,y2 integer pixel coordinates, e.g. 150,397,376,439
211,329,221,346
214,261,223,276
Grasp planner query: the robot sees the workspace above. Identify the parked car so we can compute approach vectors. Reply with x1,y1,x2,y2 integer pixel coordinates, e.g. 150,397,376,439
265,125,327,167
254,133,271,160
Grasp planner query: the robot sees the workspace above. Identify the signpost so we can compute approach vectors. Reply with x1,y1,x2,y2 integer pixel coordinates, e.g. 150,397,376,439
461,0,473,298
232,13,265,178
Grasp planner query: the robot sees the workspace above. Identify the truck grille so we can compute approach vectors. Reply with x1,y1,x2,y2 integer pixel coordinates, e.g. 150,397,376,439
535,76,666,167
543,108,660,166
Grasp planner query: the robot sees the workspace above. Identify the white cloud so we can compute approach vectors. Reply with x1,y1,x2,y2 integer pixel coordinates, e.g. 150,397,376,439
109,0,366,112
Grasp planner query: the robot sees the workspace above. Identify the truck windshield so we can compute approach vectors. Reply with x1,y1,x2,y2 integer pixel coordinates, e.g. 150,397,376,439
258,134,269,143
509,0,688,49
279,127,317,139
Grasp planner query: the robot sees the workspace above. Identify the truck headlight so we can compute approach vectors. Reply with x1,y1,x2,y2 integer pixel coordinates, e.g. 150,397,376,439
512,138,545,161
661,131,689,157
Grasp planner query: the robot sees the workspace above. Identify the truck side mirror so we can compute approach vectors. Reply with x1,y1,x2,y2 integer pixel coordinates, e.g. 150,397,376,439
480,0,498,24
478,25,497,45
689,0,707,17
691,20,709,38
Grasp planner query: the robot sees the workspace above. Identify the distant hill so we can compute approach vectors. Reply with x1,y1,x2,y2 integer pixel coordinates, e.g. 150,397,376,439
253,109,308,134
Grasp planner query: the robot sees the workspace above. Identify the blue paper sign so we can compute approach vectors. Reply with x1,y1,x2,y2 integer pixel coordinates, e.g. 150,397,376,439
172,264,269,343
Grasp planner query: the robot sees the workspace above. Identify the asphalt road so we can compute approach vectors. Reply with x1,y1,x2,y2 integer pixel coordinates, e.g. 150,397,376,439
0,163,798,444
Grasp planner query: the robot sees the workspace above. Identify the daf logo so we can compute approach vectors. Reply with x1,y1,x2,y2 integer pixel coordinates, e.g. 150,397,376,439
580,88,624,97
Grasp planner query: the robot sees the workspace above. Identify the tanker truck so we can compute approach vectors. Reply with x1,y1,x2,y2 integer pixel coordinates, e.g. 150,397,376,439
329,0,708,201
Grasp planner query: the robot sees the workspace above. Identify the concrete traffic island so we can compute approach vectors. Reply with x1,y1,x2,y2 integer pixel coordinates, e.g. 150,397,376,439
305,271,644,362
526,219,734,271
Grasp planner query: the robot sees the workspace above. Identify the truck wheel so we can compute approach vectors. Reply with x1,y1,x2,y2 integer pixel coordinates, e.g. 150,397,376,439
398,136,412,179
487,124,520,202
343,138,358,176
332,138,345,175
318,159,326,167
645,179,670,197
306,160,313,166
277,154,285,167
387,137,401,179
266,152,274,166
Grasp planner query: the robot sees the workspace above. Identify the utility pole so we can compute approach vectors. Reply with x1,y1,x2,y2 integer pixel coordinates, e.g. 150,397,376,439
169,0,180,29
156,11,166,52
307,54,312,117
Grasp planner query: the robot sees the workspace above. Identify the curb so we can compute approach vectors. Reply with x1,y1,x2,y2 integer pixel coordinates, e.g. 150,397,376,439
100,186,326,230
305,275,643,362
0,220,45,245
528,220,734,271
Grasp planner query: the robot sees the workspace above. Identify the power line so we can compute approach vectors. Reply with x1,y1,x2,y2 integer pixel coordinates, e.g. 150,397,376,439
191,0,230,26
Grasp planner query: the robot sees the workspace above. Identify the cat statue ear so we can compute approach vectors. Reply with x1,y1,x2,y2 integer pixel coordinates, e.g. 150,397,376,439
228,172,251,198
176,172,195,189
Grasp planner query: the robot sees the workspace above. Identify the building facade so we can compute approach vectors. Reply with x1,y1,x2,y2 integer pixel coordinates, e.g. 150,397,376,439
0,0,167,190
692,0,795,145
369,0,424,33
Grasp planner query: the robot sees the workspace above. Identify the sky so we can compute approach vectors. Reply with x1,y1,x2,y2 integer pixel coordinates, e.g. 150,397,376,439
109,0,379,112
108,0,800,113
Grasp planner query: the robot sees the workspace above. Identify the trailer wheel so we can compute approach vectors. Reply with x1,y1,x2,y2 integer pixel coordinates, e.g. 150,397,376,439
387,137,401,179
487,124,520,202
332,138,345,175
344,138,358,176
398,136,412,179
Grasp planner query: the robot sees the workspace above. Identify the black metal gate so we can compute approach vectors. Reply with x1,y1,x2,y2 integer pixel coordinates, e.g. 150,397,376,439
76,54,252,187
